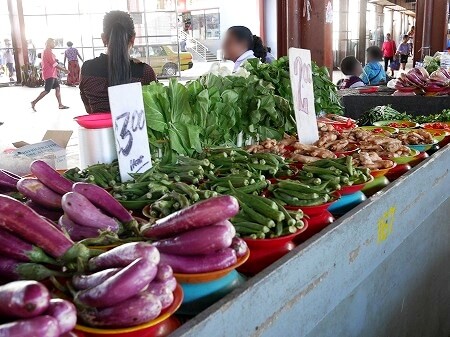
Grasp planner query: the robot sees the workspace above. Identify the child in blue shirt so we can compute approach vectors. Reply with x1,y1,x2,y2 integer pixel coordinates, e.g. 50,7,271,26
360,46,386,85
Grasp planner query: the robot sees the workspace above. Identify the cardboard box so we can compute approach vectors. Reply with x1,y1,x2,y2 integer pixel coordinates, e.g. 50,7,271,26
12,130,73,169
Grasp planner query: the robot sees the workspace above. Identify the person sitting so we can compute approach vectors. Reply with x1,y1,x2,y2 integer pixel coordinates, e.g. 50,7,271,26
222,26,267,72
338,56,365,89
360,46,386,85
79,11,157,114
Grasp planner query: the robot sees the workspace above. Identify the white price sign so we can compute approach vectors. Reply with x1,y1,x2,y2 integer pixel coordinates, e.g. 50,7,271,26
108,82,152,182
289,48,319,144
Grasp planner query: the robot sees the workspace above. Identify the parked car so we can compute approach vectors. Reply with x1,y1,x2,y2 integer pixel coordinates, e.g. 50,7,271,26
131,44,193,77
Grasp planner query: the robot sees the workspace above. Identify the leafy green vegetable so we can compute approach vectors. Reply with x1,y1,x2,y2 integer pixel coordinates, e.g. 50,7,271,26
357,105,450,126
244,57,343,116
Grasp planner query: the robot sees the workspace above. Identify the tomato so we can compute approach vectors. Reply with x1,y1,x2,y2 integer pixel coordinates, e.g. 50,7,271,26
426,122,450,130
373,128,384,133
388,122,409,128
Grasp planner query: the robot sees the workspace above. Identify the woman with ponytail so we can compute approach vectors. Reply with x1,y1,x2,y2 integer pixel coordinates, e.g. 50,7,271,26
79,11,156,113
222,26,267,72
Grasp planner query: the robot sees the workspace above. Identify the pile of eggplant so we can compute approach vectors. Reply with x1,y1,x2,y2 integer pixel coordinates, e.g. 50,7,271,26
395,67,450,95
143,195,248,274
16,160,73,221
58,182,137,241
72,242,176,328
0,169,22,197
0,280,76,337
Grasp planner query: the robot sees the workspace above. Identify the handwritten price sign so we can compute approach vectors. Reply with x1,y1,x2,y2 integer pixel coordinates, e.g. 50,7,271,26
108,83,152,182
289,48,319,144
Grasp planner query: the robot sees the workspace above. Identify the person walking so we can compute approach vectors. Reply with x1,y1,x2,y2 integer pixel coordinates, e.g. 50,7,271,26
382,33,396,76
31,38,69,111
4,48,14,81
407,26,415,56
397,35,411,71
64,41,83,86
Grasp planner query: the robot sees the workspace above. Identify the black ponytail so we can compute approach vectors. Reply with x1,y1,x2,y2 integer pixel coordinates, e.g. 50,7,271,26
252,35,267,63
103,11,135,86
227,26,267,63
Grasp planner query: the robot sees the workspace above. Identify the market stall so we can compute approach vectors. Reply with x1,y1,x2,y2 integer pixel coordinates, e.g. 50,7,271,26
0,55,449,337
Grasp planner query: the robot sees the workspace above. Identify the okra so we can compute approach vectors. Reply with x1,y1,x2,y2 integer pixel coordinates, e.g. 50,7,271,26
273,200,297,227
241,204,276,228
276,188,320,200
234,221,270,233
172,182,200,201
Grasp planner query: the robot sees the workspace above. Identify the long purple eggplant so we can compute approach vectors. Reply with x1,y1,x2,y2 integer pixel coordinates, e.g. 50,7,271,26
45,299,77,334
0,170,19,190
230,237,249,258
76,258,157,308
72,182,135,223
61,192,120,232
0,195,74,258
72,268,120,290
0,228,57,265
159,248,237,274
0,315,60,337
17,178,62,209
216,219,236,237
150,276,177,292
0,256,64,281
153,225,233,256
155,264,173,282
88,242,160,271
58,215,101,241
25,201,63,222
30,160,72,195
78,292,162,328
147,282,174,309
0,281,49,318
142,195,239,239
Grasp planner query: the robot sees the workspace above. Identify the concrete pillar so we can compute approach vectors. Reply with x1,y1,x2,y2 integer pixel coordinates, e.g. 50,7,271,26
277,0,334,72
430,0,449,53
357,0,367,64
300,0,334,72
338,0,349,65
7,0,28,83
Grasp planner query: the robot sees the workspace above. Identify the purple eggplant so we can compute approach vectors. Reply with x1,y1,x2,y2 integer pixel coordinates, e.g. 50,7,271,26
30,160,72,195
0,169,21,180
0,195,74,258
150,276,176,293
0,170,19,190
45,299,77,334
25,201,63,222
147,282,174,309
160,248,237,274
0,256,64,282
72,182,135,224
0,281,49,318
0,228,57,265
61,192,120,232
72,268,120,290
17,178,62,209
155,264,173,282
58,215,101,241
153,224,233,256
215,219,236,237
88,242,160,271
231,237,249,258
78,291,162,328
76,258,157,308
142,195,239,239
0,315,60,337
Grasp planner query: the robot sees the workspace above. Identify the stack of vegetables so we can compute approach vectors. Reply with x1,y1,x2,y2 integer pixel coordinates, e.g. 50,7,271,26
0,194,94,281
15,160,74,221
395,67,450,95
142,196,249,274
0,280,76,336
72,243,176,328
58,182,137,241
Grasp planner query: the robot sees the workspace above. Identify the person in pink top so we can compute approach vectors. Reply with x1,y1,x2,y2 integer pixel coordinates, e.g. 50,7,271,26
31,38,69,112
382,33,396,76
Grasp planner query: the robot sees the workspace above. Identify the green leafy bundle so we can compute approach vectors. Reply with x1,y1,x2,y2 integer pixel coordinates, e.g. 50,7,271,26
244,57,343,115
143,72,295,163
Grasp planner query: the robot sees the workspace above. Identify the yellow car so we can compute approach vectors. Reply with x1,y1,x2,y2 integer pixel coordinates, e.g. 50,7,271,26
132,44,193,77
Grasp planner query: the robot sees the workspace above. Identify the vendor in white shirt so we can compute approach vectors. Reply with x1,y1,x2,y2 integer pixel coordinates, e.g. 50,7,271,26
222,26,267,72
